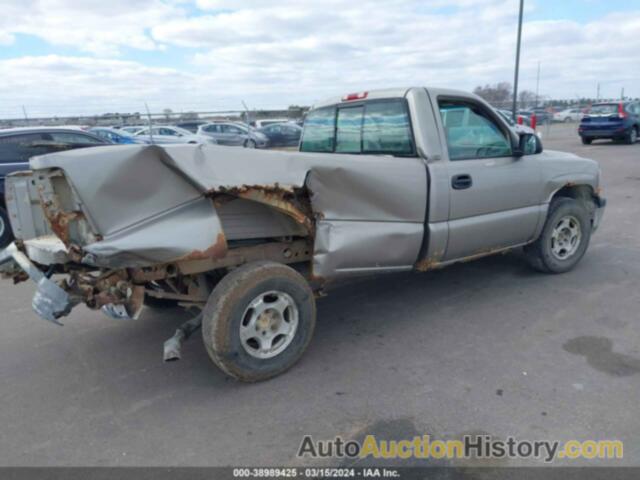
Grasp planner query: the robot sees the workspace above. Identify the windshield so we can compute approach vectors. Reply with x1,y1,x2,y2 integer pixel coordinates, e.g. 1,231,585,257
590,104,618,115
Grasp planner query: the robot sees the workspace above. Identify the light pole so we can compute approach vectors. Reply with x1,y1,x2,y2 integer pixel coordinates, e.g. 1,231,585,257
512,0,524,121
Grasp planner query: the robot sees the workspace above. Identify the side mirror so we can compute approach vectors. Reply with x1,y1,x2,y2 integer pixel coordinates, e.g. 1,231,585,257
513,133,543,157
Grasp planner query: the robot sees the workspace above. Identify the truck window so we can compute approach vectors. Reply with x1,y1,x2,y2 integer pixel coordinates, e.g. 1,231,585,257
336,106,363,153
301,100,414,155
362,101,413,154
439,101,512,161
300,106,335,152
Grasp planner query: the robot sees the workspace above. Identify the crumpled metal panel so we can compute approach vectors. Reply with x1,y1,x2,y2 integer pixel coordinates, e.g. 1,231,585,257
29,144,428,279
84,197,227,268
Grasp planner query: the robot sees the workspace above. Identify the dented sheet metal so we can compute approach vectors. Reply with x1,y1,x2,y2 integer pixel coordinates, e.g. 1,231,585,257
26,144,428,279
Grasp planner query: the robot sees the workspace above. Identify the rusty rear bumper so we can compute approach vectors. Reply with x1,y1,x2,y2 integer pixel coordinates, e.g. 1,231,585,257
0,242,72,324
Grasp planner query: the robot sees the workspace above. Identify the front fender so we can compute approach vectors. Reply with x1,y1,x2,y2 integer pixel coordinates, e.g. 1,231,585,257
544,172,598,204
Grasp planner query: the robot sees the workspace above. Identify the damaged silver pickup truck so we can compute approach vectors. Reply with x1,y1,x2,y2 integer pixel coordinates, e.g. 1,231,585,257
0,87,606,381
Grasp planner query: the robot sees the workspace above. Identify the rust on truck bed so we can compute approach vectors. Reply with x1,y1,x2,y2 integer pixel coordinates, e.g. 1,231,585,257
213,184,314,233
177,232,228,262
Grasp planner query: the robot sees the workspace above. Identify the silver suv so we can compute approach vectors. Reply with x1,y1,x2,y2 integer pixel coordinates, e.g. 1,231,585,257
197,122,269,148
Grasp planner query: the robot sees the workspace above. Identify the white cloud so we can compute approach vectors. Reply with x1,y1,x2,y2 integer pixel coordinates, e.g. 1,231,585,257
0,55,197,117
0,31,14,45
0,0,186,56
0,0,639,116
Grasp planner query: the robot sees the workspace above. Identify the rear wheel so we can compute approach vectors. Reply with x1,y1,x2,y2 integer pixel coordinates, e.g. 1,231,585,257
581,137,592,145
202,261,316,382
0,206,13,248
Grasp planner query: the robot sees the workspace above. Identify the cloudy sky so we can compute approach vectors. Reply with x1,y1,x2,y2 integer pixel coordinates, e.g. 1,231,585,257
0,0,638,118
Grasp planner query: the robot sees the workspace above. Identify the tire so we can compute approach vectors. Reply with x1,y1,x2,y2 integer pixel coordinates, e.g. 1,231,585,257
0,206,13,248
202,261,316,382
564,117,572,123
581,137,592,145
524,198,592,274
624,126,638,145
244,139,256,149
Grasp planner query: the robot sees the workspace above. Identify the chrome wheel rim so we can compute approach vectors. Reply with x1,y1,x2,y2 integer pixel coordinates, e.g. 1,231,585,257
240,290,298,359
246,140,255,148
550,215,582,260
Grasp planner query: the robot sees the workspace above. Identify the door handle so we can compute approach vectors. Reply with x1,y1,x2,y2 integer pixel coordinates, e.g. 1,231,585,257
451,174,473,190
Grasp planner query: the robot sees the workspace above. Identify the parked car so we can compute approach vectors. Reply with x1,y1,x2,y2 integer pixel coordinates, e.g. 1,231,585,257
134,126,217,145
89,127,148,144
0,87,605,382
197,122,269,148
258,123,302,147
554,108,583,123
175,121,208,134
0,127,108,247
579,101,640,144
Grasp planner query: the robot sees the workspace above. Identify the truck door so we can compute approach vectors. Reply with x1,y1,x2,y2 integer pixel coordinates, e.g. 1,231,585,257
435,98,542,261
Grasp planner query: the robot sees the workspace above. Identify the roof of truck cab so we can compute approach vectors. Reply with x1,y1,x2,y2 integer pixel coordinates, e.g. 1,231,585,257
312,86,483,109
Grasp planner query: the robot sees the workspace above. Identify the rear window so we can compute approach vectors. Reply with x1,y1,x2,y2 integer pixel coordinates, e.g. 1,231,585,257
300,99,415,156
590,104,618,115
336,106,363,153
300,107,336,152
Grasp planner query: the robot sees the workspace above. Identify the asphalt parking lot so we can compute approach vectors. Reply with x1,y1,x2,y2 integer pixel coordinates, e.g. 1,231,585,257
1,123,639,467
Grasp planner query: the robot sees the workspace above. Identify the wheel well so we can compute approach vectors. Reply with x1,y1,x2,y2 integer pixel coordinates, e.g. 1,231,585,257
551,184,597,224
552,184,594,202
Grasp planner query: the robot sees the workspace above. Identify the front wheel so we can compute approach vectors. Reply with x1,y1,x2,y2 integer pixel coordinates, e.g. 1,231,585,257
244,139,256,148
202,261,316,382
0,206,13,248
624,127,638,145
524,198,592,273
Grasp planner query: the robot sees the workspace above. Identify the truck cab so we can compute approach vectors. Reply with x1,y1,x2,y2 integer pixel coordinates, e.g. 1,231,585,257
299,87,601,266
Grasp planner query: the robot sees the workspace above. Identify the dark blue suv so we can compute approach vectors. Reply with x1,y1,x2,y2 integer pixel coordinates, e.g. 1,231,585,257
0,127,108,247
579,101,640,145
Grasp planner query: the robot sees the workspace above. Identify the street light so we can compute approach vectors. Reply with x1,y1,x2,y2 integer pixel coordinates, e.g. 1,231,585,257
512,0,524,121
